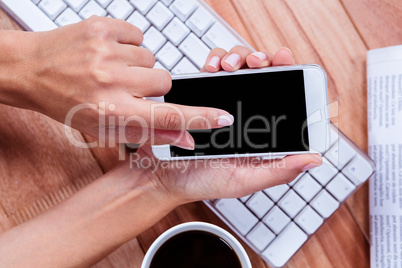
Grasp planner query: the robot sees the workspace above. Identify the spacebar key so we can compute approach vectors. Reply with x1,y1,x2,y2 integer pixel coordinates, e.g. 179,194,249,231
1,0,57,31
215,198,258,236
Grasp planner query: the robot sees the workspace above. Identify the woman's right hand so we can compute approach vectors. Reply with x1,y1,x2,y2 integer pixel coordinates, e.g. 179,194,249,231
0,16,233,149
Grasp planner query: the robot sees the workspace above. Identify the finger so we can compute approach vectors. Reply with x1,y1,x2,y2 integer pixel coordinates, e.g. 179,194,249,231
221,46,253,71
272,47,295,66
201,48,227,72
149,129,194,150
97,126,195,149
125,127,195,149
117,45,155,68
246,51,272,68
87,16,144,45
115,67,172,97
112,20,143,45
130,97,234,130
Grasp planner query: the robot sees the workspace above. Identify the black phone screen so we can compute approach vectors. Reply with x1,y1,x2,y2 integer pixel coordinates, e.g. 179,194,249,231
164,70,309,157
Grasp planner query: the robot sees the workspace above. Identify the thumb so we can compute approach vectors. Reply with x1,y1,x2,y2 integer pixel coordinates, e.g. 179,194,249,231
235,154,322,197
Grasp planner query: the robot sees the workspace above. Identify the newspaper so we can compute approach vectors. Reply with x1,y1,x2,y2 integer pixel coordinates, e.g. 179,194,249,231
368,45,402,268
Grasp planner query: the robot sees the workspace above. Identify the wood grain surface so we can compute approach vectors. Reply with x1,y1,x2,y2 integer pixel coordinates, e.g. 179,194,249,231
0,0,400,267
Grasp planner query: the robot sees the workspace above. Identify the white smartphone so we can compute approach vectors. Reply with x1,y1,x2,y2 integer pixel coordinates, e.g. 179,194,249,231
149,64,329,160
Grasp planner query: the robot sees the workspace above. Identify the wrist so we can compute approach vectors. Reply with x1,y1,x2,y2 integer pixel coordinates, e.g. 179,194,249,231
0,30,41,110
76,160,180,244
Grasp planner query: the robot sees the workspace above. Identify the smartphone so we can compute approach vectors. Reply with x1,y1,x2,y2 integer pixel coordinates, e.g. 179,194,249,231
149,64,329,160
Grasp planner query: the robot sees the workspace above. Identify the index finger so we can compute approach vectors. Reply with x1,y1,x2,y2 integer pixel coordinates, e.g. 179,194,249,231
272,47,295,66
130,98,235,130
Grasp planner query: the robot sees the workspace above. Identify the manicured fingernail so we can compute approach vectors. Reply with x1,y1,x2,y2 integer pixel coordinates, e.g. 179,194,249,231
251,52,267,62
208,56,220,69
302,162,321,171
224,53,240,68
281,47,293,56
217,114,234,127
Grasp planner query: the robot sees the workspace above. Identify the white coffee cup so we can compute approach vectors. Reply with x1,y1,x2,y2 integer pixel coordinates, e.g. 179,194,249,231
141,221,252,268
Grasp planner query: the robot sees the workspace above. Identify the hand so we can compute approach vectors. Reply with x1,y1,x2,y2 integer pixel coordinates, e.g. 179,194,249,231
0,16,233,149
130,46,321,204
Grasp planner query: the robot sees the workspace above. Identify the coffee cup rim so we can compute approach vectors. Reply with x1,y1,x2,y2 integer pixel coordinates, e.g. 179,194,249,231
141,221,252,268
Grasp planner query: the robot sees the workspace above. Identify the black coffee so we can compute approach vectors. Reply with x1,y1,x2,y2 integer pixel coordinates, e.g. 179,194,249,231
149,230,242,268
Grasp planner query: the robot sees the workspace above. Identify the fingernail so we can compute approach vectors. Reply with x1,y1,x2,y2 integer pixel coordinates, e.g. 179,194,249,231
251,52,267,62
302,162,321,171
224,53,240,68
174,132,195,150
217,114,234,127
208,56,220,69
281,47,293,56
175,143,195,150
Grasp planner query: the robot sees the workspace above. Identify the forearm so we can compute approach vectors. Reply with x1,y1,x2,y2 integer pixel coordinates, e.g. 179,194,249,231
0,161,178,268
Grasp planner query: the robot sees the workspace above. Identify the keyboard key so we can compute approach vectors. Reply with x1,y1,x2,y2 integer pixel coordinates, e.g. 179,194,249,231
161,0,173,6
342,155,374,185
129,0,157,14
186,6,215,37
239,194,252,203
171,57,199,74
126,11,150,33
246,191,274,218
179,33,210,69
288,172,305,186
263,207,290,234
156,42,182,70
310,190,339,218
2,0,57,31
163,17,190,46
55,8,82,26
107,0,134,20
64,0,89,12
277,190,306,218
143,26,167,54
263,184,289,202
146,2,174,31
215,198,258,236
262,222,307,268
169,0,198,21
96,0,113,8
327,125,339,149
294,206,323,235
325,138,356,169
309,157,338,186
79,1,107,19
202,22,241,52
153,62,167,71
39,0,67,20
326,173,355,202
246,222,275,251
293,173,322,202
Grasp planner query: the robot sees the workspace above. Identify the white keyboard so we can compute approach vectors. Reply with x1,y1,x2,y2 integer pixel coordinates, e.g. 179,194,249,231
205,123,375,267
0,0,249,74
0,1,375,267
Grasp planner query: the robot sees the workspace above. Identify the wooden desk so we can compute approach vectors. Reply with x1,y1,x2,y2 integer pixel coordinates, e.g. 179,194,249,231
0,0,401,267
